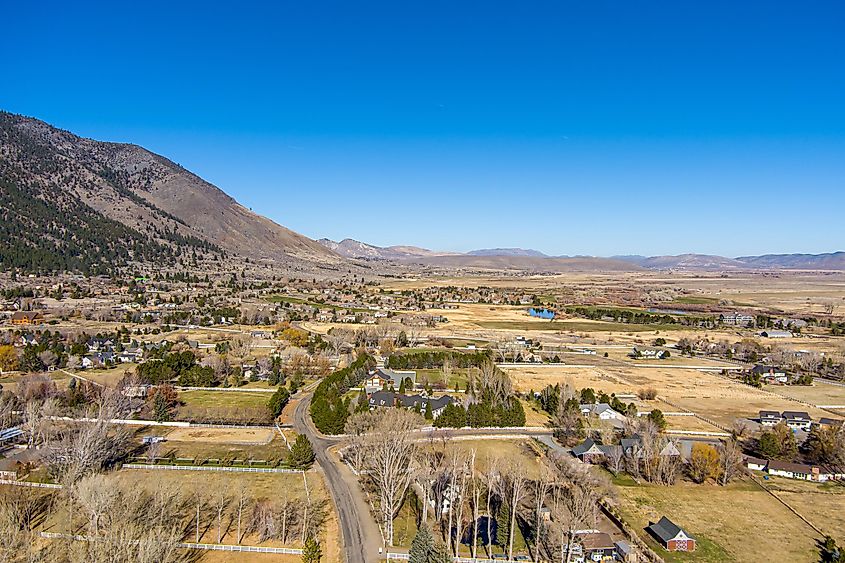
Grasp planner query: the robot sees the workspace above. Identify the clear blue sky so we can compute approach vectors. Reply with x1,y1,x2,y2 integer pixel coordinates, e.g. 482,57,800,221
3,1,844,256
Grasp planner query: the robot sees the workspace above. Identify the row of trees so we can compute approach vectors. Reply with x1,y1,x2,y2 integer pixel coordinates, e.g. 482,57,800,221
344,407,612,562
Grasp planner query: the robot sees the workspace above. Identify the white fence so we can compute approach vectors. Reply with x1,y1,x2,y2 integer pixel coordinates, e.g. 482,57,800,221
39,532,303,554
386,554,503,562
0,479,62,489
123,463,303,474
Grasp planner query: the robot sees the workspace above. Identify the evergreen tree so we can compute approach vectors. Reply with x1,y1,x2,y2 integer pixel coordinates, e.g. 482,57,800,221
410,525,435,563
289,434,316,469
153,392,171,422
268,385,291,418
424,401,433,421
496,500,510,547
301,536,322,563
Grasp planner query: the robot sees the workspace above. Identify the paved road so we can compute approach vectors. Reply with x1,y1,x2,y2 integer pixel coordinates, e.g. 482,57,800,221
293,393,382,563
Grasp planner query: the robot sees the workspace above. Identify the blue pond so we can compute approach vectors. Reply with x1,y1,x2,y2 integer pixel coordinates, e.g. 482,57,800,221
528,308,555,320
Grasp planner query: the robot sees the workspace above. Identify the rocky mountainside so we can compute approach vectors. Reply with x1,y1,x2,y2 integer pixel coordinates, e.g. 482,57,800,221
0,111,341,273
317,238,450,260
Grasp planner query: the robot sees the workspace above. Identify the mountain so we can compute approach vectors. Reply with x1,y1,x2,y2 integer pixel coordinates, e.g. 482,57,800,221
0,111,340,273
404,254,641,272
613,254,748,270
467,248,548,257
735,252,845,270
317,238,448,260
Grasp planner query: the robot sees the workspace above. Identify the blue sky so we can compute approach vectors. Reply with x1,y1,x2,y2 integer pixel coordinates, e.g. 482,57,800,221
3,1,844,256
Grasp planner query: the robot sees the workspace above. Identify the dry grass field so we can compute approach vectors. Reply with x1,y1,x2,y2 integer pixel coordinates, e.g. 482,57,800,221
764,382,845,409
166,426,276,444
614,477,820,562
502,363,837,429
762,477,845,541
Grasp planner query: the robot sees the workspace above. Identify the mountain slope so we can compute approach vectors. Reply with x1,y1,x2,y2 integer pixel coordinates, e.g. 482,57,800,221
0,111,340,272
736,252,845,270
613,254,748,270
317,238,448,260
467,248,548,257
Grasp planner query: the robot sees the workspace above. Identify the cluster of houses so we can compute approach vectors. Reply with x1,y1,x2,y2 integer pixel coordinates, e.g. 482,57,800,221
81,338,148,369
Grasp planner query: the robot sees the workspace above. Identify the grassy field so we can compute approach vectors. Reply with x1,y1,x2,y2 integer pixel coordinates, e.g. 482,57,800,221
476,320,687,332
614,477,820,562
179,390,273,409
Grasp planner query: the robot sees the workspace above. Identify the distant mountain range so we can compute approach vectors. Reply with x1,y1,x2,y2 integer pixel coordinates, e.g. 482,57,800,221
0,111,342,274
319,238,845,272
5,110,842,276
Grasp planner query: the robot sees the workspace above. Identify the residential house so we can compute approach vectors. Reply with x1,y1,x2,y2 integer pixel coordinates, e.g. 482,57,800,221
751,365,788,384
766,460,820,481
364,368,416,393
781,411,812,431
122,384,152,399
367,391,454,419
571,438,609,463
10,311,42,325
578,532,616,561
719,312,754,326
630,347,668,360
817,418,844,429
648,517,696,552
744,455,767,472
759,410,783,426
581,402,626,421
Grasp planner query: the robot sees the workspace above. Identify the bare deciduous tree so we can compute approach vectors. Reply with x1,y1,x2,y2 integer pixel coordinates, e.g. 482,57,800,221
360,408,422,546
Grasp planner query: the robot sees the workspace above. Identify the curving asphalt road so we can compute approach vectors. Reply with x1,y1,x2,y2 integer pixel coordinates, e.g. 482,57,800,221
293,393,383,563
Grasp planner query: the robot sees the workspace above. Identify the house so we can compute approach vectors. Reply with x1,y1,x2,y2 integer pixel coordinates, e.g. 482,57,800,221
581,402,626,421
781,411,812,431
759,410,782,426
760,330,793,338
10,311,42,325
647,516,696,552
572,439,608,463
364,368,416,393
751,365,788,384
817,418,844,429
766,460,818,481
122,384,152,399
764,459,844,482
580,403,627,429
744,455,767,471
367,391,454,419
630,347,668,359
720,312,754,326
578,532,616,561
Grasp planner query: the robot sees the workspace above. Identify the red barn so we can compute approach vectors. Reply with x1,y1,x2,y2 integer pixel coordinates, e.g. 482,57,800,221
647,516,696,552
